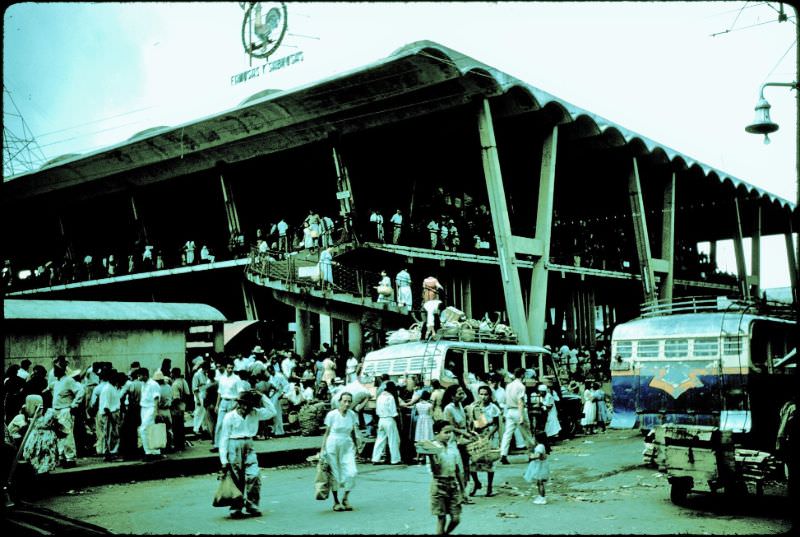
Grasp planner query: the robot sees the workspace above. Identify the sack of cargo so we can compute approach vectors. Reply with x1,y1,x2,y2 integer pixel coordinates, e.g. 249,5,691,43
387,329,411,345
442,306,465,324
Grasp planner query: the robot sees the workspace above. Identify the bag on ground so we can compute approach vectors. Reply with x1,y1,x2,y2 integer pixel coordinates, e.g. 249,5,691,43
213,472,243,507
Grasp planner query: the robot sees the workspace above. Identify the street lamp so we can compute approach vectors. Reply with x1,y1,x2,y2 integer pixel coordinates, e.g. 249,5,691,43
744,82,798,144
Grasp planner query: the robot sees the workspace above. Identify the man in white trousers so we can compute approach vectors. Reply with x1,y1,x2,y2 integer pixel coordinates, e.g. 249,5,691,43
371,381,402,464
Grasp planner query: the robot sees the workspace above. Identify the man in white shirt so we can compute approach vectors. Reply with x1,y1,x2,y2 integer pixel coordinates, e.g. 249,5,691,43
390,209,403,244
218,389,276,518
213,360,243,451
371,381,401,464
98,370,123,461
345,352,359,384
277,219,289,252
500,368,532,464
192,360,211,437
139,369,163,460
281,354,297,381
50,355,85,468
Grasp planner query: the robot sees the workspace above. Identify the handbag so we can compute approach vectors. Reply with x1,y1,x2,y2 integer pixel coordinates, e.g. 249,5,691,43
147,422,167,450
377,285,393,297
314,453,332,500
213,472,243,507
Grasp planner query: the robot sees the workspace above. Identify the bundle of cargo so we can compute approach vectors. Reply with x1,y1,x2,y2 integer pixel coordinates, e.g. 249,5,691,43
298,401,328,436
734,449,783,481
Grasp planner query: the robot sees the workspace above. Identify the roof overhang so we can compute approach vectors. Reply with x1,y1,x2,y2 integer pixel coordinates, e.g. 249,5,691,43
3,40,795,215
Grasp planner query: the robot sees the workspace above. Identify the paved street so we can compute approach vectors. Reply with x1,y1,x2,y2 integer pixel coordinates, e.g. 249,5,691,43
29,430,791,534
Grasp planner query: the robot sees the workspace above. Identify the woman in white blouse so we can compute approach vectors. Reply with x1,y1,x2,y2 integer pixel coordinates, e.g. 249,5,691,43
321,392,361,512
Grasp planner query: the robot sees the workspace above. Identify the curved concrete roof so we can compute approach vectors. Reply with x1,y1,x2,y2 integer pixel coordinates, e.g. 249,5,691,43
4,299,227,322
3,40,795,215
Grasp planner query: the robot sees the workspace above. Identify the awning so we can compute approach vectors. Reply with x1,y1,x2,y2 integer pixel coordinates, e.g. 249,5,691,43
224,320,261,346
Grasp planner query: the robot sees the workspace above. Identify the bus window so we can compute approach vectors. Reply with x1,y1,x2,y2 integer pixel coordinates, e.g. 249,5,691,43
636,340,659,358
487,352,504,376
693,338,719,357
722,336,742,356
467,351,487,377
507,351,523,373
664,339,689,358
445,349,465,379
614,341,632,359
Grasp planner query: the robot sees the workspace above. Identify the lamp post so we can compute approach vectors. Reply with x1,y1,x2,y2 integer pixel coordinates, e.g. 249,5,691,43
743,15,799,313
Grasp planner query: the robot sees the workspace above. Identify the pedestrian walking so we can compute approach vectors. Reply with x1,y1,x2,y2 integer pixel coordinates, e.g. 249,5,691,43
580,380,597,434
426,420,464,535
466,384,501,497
524,432,551,504
593,381,608,432
321,392,361,511
442,384,477,501
218,389,276,518
500,368,533,464
371,381,401,465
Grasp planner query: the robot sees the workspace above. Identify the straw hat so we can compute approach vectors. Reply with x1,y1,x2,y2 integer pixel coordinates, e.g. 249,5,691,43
152,370,165,381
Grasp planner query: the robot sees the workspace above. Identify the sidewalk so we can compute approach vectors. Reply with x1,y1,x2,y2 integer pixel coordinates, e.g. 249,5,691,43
23,433,325,499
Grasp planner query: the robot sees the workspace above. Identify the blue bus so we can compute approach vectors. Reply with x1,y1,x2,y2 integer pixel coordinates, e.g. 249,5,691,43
610,296,796,451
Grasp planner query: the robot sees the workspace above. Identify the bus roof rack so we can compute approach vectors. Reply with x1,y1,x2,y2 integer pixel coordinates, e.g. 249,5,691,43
639,295,796,320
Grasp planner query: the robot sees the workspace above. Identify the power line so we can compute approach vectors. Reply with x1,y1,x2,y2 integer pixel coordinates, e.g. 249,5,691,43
762,38,798,83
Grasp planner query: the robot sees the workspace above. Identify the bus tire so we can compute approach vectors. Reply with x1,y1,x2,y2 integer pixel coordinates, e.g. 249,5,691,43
670,478,691,505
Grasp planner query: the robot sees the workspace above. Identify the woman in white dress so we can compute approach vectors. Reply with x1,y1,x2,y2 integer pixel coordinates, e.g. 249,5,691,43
580,380,597,434
541,384,562,440
376,271,392,303
321,392,361,512
413,390,434,447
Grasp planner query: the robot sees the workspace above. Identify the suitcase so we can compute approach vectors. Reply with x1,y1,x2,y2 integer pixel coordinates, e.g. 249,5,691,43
147,422,167,449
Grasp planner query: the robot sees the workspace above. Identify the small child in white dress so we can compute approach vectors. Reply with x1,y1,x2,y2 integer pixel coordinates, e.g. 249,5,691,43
414,391,434,463
523,432,551,504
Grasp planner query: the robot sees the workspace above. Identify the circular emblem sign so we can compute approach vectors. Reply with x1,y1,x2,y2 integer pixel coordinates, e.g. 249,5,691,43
241,2,288,60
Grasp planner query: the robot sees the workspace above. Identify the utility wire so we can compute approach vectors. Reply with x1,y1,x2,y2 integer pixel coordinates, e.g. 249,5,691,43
762,38,798,83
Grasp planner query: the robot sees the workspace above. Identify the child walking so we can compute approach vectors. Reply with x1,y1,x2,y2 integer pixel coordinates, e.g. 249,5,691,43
418,420,465,534
523,432,551,505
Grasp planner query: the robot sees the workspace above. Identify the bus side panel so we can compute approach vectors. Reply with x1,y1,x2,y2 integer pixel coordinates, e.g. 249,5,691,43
610,370,638,429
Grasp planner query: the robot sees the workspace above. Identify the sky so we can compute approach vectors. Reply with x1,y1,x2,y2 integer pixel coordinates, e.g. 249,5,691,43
3,1,798,288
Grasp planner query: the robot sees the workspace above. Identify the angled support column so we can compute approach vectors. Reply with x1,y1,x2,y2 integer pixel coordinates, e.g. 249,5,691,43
241,281,257,320
478,98,530,344
130,195,148,244
732,198,750,300
348,322,363,360
750,205,762,299
627,157,657,303
785,224,798,307
220,173,241,237
658,172,676,302
528,126,558,347
58,215,74,261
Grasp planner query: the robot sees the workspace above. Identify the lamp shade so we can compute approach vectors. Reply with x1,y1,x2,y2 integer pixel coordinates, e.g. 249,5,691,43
745,97,779,135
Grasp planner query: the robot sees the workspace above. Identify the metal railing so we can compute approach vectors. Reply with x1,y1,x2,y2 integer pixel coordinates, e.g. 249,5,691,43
246,247,409,308
639,295,796,320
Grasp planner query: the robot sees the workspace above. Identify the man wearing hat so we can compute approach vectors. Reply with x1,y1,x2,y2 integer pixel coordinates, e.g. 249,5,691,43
218,389,276,518
139,369,163,460
49,355,85,468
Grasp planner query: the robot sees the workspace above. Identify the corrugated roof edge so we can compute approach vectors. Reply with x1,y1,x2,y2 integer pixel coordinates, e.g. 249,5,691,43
3,299,227,322
394,40,795,211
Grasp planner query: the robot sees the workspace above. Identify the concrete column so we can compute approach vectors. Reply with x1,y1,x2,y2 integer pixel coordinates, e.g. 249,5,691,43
710,241,718,269
319,313,333,346
658,172,675,302
348,322,363,360
477,98,530,344
294,308,313,359
528,126,558,347
750,205,761,298
627,157,656,303
732,198,749,299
